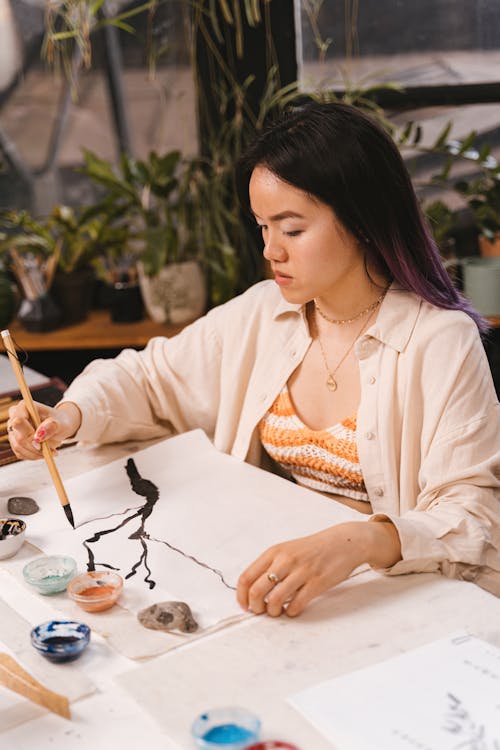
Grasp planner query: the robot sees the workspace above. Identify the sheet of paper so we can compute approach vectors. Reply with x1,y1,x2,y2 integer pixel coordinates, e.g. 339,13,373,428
0,597,95,732
289,632,500,750
0,354,48,391
10,430,359,634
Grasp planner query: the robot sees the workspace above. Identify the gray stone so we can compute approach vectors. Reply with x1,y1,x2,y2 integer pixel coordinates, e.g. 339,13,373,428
137,601,198,633
7,496,39,515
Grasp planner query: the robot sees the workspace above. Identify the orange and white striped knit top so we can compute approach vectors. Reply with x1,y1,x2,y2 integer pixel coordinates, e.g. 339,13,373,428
259,385,369,501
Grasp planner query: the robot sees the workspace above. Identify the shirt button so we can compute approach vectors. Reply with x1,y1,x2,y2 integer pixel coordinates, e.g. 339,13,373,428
373,487,384,496
290,349,297,358
365,431,375,440
261,393,268,402
368,376,376,384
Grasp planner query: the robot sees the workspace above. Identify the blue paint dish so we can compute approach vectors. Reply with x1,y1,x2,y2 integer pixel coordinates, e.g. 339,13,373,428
191,707,261,750
30,620,91,663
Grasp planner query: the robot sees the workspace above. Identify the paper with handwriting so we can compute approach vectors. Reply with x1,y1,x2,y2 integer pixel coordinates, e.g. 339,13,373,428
289,633,500,750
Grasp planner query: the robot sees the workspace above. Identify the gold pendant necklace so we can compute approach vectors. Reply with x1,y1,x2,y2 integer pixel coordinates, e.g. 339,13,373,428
315,302,382,391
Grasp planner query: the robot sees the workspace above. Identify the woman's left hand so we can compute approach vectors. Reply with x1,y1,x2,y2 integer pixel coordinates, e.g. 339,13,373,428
236,520,401,617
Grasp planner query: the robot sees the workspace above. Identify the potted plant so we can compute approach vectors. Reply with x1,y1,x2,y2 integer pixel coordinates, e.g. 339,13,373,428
0,204,129,326
80,148,215,324
401,123,500,259
0,209,61,331
453,174,500,257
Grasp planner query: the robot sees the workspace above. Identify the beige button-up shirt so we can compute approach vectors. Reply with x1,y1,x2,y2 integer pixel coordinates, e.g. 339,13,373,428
63,281,500,593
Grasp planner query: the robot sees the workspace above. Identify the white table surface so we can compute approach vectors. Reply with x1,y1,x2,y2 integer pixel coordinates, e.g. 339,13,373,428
1,439,500,750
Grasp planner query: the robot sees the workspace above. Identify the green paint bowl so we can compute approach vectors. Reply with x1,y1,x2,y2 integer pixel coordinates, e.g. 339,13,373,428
23,555,77,595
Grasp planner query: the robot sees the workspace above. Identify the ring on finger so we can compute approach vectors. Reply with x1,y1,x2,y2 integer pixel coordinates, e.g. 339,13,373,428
266,571,281,584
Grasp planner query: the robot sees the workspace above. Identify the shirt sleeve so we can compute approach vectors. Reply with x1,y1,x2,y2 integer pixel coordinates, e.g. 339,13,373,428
370,320,500,587
60,309,223,445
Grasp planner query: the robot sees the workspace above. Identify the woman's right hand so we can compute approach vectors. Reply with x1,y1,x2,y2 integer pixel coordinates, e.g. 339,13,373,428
7,400,82,460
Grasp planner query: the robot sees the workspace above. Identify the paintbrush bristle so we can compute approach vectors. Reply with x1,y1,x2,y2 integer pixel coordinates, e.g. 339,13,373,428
64,504,75,529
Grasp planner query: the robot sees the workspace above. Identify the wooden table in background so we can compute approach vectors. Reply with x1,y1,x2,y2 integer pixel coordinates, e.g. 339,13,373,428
8,311,187,351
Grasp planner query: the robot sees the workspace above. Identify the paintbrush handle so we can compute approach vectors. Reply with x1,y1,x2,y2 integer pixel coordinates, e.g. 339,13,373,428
0,330,71,512
0,653,70,719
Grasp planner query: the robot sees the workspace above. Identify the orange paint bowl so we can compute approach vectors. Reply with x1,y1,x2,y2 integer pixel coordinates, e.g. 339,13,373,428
67,570,123,612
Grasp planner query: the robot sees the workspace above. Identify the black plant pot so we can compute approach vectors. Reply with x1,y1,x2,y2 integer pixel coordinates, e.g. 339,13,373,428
109,282,144,323
17,294,61,332
51,269,95,326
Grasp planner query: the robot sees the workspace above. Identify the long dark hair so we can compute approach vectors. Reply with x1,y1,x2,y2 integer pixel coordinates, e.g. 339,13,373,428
236,101,488,333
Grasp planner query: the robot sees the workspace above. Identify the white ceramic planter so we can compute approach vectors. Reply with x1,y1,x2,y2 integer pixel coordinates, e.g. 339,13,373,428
137,260,207,324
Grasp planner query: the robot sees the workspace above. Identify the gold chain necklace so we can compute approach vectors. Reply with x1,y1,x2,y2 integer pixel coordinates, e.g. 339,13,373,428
315,305,379,392
314,288,387,325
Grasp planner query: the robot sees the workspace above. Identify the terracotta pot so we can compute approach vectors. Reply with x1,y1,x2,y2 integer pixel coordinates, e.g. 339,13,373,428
478,234,500,258
137,261,207,324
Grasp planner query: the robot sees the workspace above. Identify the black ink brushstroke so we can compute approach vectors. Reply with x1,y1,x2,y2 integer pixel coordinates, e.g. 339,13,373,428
82,458,236,591
147,534,236,590
76,505,142,529
83,458,158,588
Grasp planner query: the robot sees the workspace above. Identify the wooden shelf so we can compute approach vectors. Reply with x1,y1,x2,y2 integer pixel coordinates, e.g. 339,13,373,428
7,311,187,351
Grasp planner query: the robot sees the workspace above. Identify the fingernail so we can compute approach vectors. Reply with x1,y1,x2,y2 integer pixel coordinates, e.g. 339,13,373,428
35,427,46,441
31,440,41,451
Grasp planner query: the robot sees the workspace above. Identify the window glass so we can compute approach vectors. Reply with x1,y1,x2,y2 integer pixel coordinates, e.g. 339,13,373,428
296,0,500,90
0,0,197,213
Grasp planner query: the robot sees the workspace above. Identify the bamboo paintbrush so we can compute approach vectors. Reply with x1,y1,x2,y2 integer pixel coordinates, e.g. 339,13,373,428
0,330,75,529
0,653,70,719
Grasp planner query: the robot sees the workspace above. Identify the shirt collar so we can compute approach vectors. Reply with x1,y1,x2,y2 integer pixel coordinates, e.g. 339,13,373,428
273,282,422,353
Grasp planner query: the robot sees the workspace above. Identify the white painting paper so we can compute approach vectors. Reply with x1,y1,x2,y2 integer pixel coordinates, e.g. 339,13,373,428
289,632,500,750
22,430,360,629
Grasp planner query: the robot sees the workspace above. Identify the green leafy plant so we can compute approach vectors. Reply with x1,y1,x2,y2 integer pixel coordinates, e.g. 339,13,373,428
81,149,199,263
48,204,129,274
453,174,500,242
397,121,500,246
0,204,128,278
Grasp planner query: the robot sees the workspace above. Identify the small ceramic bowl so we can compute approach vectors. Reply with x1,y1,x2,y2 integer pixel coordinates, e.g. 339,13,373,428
0,518,26,560
22,555,77,595
30,619,90,663
191,707,261,750
67,570,123,612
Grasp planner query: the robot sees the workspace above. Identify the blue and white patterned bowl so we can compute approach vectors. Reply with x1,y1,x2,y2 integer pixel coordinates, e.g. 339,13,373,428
30,620,91,662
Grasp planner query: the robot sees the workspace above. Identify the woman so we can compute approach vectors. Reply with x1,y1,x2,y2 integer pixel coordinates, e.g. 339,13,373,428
7,102,500,617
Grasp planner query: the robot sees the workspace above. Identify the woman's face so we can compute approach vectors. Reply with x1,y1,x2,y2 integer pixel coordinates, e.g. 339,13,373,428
249,166,365,305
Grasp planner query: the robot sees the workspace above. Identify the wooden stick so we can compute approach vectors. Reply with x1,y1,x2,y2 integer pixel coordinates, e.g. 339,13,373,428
9,249,37,301
45,239,61,291
0,653,70,719
0,330,74,528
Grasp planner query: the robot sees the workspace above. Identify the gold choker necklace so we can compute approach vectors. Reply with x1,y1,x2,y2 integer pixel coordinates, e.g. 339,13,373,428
314,288,387,325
